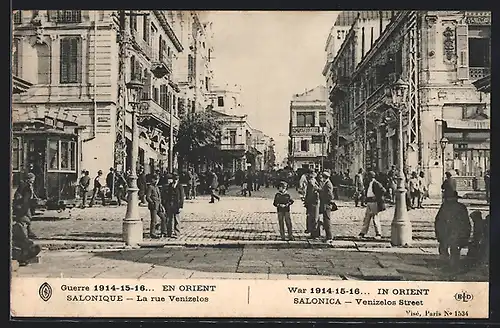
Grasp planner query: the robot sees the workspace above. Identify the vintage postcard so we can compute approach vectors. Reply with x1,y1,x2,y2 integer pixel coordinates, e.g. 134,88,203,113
10,10,490,319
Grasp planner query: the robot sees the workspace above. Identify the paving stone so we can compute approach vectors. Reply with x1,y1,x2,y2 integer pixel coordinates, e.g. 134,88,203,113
316,267,361,277
287,274,343,280
236,266,270,274
239,260,283,267
358,267,404,280
269,267,318,275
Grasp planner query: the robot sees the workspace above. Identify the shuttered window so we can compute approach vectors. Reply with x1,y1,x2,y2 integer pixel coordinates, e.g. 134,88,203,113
456,24,469,80
12,39,19,76
159,85,167,109
142,70,151,100
60,37,82,83
142,16,150,42
13,11,21,24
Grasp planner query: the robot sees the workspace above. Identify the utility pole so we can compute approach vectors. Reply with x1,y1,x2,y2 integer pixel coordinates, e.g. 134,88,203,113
363,84,367,171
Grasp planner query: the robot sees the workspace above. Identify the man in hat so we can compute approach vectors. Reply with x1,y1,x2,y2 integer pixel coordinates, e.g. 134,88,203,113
304,171,321,239
89,170,106,207
319,171,336,243
441,171,457,201
207,168,220,203
146,174,162,238
12,213,41,266
13,172,38,238
161,173,185,238
358,171,385,240
78,170,91,208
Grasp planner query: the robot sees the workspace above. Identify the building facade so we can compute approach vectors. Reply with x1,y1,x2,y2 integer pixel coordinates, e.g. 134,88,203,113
323,11,393,172
12,10,212,200
288,86,329,171
326,10,490,196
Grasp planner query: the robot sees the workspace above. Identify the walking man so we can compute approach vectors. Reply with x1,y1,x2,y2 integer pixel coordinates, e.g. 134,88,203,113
207,169,220,203
161,173,185,238
146,174,162,238
319,171,336,244
354,168,365,207
114,171,128,206
106,167,115,201
358,171,385,240
78,170,91,208
89,170,106,207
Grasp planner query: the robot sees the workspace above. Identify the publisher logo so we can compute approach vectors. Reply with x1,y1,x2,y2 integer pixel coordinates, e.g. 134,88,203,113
39,282,52,302
454,291,473,303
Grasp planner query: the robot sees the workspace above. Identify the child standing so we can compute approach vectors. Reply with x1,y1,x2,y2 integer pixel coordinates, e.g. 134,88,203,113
273,181,295,241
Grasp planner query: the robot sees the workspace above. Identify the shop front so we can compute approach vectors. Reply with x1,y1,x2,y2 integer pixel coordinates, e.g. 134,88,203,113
442,118,490,192
12,114,84,207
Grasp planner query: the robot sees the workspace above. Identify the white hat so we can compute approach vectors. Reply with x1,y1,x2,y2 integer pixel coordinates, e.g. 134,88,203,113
322,171,331,178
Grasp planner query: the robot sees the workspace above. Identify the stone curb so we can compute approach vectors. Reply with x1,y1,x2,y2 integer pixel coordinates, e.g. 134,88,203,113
35,239,438,251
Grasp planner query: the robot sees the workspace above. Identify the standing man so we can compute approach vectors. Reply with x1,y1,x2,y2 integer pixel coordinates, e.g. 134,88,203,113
441,171,457,201
358,171,385,240
354,168,365,207
89,170,106,207
190,168,199,200
297,169,310,233
319,171,336,244
162,173,185,239
146,174,162,239
305,172,321,239
186,168,194,200
78,170,91,209
137,167,147,206
106,168,115,202
114,170,128,206
484,169,490,204
207,169,220,203
13,172,38,239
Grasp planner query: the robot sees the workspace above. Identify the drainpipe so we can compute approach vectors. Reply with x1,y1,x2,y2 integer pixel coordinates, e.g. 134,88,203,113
83,10,98,142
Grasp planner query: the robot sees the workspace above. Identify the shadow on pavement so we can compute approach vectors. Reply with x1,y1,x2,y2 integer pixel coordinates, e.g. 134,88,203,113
90,247,489,281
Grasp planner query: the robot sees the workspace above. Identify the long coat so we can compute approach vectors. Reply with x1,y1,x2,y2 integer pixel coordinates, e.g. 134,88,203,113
145,183,162,211
161,182,185,213
13,181,34,220
319,179,335,211
434,200,471,248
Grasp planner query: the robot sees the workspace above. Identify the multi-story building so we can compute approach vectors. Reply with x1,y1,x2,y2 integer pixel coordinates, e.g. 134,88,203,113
11,10,205,201
251,128,271,171
288,86,329,171
175,11,214,116
323,11,393,172
327,10,490,196
207,83,244,116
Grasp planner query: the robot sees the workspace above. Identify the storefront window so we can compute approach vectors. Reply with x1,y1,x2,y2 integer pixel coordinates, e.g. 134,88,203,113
12,138,21,171
48,140,59,170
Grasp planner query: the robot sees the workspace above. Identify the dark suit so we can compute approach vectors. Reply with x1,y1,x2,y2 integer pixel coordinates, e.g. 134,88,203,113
13,181,36,237
441,177,457,200
319,179,336,240
146,183,162,237
305,179,321,237
161,182,185,237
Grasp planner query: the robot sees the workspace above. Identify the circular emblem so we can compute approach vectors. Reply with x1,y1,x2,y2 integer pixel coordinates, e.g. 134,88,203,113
39,282,52,302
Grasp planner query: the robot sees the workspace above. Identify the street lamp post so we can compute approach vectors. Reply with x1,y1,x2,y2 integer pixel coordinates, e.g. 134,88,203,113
123,78,145,246
440,137,449,183
389,78,412,247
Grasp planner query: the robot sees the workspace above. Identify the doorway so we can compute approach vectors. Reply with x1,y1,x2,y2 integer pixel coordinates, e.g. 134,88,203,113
26,139,47,198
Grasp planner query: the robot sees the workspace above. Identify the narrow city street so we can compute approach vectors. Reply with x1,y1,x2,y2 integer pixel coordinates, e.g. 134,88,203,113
15,186,489,281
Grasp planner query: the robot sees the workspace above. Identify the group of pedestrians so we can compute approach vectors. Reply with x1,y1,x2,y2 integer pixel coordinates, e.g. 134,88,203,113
78,168,127,208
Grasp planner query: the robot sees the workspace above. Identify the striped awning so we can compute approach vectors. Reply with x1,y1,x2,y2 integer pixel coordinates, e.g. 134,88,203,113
472,74,491,93
444,119,490,130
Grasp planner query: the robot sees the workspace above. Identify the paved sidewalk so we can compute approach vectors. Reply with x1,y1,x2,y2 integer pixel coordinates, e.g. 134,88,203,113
28,186,489,250
12,246,488,282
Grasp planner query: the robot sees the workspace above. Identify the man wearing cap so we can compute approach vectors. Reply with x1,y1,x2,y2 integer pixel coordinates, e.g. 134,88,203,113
13,172,38,238
319,171,336,243
161,173,185,238
12,213,41,266
89,170,106,207
78,170,91,208
358,171,385,240
305,171,321,239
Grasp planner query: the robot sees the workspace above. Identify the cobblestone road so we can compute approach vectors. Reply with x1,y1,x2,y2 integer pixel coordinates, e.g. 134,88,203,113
12,247,488,281
29,186,488,244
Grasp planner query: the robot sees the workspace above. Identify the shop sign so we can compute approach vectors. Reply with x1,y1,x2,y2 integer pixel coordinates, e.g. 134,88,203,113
465,12,491,25
292,126,320,135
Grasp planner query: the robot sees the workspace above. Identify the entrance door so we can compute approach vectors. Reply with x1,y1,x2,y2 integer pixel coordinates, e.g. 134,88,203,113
26,139,47,198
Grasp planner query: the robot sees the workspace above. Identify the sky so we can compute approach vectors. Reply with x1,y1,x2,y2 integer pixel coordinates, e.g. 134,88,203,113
206,11,338,165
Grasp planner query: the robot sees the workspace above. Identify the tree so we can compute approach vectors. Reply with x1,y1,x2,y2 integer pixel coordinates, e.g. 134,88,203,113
174,111,222,169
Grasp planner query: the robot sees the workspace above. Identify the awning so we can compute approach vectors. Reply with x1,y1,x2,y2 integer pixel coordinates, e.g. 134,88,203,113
12,76,33,94
472,74,490,93
444,119,490,130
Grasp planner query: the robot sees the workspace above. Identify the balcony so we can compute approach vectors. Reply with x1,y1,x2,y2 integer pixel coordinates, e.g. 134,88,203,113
152,51,172,76
133,34,152,60
469,67,490,81
53,10,82,23
291,126,320,135
219,143,248,152
293,151,324,158
139,99,179,129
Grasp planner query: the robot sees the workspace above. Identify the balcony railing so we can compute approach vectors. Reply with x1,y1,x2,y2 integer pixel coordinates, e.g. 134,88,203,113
291,126,320,135
293,151,325,158
219,143,248,151
134,34,152,59
469,67,490,81
53,10,82,23
158,51,173,73
139,99,179,129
